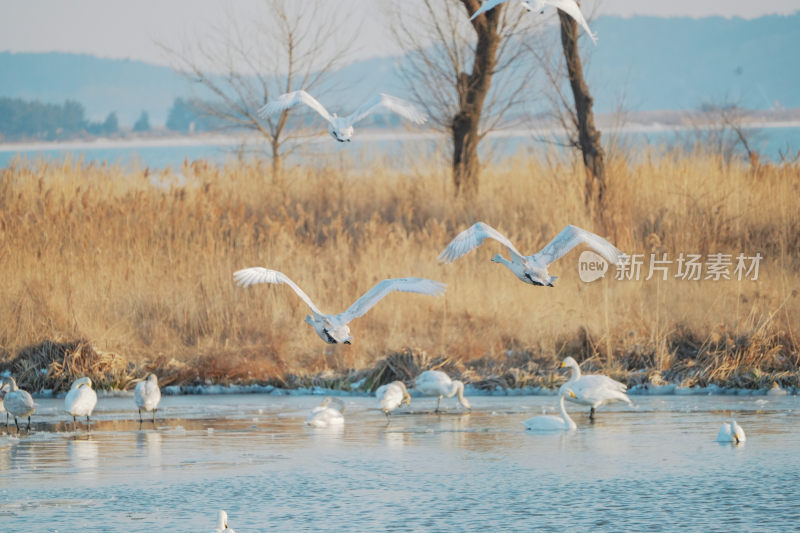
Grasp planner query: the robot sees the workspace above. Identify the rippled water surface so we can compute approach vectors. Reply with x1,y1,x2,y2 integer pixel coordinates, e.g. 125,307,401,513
1,394,799,532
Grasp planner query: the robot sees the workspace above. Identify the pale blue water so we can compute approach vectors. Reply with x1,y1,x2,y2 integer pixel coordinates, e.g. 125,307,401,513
1,394,798,532
1,126,799,170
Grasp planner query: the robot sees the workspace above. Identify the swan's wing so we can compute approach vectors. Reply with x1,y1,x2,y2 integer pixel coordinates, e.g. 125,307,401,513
438,222,526,263
233,267,325,316
549,0,598,44
256,90,333,123
469,0,510,21
536,225,626,266
346,93,427,126
336,278,446,323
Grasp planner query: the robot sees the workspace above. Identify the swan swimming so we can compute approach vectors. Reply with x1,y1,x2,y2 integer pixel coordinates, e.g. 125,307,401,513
716,420,746,444
767,381,788,396
1,376,36,430
439,222,626,287
470,0,598,44
64,376,98,427
257,90,427,142
211,510,236,533
559,356,632,419
376,381,412,420
134,373,162,424
523,389,578,431
306,397,346,428
234,268,446,344
414,370,471,412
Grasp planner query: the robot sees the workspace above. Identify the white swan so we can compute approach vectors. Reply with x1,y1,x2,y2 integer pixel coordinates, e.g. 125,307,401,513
439,222,625,287
523,389,578,431
470,0,597,44
134,373,162,424
716,420,746,444
414,370,471,412
64,377,98,426
211,510,236,533
257,90,427,142
234,268,446,344
1,376,36,430
306,397,345,428
559,356,632,419
0,379,10,425
376,381,411,420
767,381,788,396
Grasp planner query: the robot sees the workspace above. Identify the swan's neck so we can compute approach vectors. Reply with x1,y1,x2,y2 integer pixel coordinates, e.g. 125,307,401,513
567,362,581,382
452,380,465,402
217,512,227,529
559,394,576,429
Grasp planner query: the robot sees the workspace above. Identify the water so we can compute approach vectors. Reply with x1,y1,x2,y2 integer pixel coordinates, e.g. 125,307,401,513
1,394,798,532
2,126,799,171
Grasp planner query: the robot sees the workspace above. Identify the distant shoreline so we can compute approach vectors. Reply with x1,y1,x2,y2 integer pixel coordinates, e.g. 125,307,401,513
2,119,800,154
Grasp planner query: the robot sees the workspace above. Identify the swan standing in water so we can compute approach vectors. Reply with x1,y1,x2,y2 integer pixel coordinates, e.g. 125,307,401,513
0,379,10,425
523,390,578,431
414,370,471,412
1,376,36,430
234,268,446,344
439,222,626,287
134,373,161,424
376,381,412,421
257,90,427,142
716,420,746,445
211,510,236,533
470,0,598,44
64,377,98,428
306,397,346,428
559,356,632,419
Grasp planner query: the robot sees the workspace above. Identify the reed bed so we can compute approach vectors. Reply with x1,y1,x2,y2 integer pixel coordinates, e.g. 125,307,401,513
0,149,798,391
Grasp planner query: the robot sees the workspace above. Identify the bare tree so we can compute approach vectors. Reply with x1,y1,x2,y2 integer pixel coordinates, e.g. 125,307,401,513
527,4,606,221
162,0,347,178
682,102,763,168
557,8,606,215
391,0,539,196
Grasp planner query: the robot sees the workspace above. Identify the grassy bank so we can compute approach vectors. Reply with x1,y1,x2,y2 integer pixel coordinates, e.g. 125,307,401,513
0,151,798,393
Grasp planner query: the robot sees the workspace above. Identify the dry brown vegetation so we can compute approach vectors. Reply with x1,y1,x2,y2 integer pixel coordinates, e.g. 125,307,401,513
0,149,798,392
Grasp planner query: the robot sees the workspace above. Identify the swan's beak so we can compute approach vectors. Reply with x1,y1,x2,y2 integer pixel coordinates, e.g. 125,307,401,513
343,340,352,345
560,362,566,368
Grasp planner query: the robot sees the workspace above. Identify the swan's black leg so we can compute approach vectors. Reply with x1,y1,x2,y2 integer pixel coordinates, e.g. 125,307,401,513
589,407,595,421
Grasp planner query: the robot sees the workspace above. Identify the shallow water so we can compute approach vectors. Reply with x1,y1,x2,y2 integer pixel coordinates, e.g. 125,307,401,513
1,394,799,532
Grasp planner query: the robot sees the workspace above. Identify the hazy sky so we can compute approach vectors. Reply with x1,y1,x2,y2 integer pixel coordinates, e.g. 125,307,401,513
1,0,798,66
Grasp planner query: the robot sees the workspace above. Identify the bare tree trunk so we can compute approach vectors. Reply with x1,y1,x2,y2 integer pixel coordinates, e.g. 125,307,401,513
557,8,606,215
271,139,282,180
453,0,502,197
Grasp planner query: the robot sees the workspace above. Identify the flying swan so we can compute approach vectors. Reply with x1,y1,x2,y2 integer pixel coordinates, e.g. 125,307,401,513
376,381,412,420
439,222,626,287
470,0,598,44
306,397,346,428
716,420,746,445
234,268,446,344
257,90,427,142
134,373,162,424
211,510,236,533
414,370,471,412
559,356,632,419
1,376,36,430
65,376,99,427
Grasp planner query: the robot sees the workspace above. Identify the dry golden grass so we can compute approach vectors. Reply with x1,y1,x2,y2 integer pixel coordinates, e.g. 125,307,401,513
0,149,798,391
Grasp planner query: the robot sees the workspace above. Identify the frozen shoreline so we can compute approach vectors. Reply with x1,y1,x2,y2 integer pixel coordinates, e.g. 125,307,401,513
2,118,800,154
29,381,796,399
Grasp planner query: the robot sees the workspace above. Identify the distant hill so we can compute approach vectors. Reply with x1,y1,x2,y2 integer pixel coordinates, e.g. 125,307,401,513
1,12,797,128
